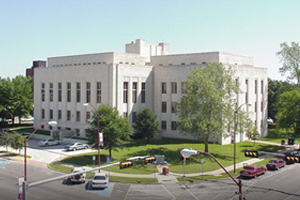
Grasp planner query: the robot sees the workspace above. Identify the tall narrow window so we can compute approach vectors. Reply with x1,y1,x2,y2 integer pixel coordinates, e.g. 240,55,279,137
41,83,45,101
161,121,167,130
181,82,187,94
255,80,257,94
86,82,91,103
67,82,71,102
49,109,53,119
261,80,264,94
132,112,136,123
141,82,146,103
171,121,177,130
132,82,137,103
161,82,167,94
97,82,101,103
86,111,91,122
162,102,167,113
245,79,248,103
171,102,177,113
171,82,177,94
49,83,53,102
123,82,128,103
58,83,62,102
76,111,80,122
41,109,45,119
67,110,71,121
58,110,62,120
76,82,81,103
123,112,128,118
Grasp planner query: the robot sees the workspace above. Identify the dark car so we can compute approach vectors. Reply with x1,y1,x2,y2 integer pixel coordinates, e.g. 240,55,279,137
284,151,300,164
240,165,267,178
266,158,285,170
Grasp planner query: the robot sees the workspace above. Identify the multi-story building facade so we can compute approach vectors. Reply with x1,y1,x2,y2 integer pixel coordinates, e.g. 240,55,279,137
34,39,268,145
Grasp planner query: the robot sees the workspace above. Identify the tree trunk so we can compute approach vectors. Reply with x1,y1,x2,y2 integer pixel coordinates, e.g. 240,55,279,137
204,143,208,152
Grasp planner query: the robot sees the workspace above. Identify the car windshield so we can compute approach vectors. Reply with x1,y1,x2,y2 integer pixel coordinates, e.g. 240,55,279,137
243,166,254,170
269,160,278,163
94,176,106,180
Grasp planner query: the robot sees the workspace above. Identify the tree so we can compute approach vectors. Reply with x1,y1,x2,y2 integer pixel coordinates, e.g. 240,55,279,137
177,62,239,152
268,78,297,121
10,133,24,154
0,132,12,151
276,42,300,87
85,104,132,157
132,107,160,144
276,89,300,139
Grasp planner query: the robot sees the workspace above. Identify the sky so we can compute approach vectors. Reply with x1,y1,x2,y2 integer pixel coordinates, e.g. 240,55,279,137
1,0,300,80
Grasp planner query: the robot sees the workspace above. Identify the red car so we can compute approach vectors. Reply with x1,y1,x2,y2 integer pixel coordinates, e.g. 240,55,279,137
240,165,267,178
266,158,285,170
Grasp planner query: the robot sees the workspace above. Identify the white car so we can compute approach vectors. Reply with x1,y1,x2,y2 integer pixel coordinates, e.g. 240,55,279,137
70,167,86,183
267,117,274,123
38,139,61,146
91,173,109,189
65,143,89,151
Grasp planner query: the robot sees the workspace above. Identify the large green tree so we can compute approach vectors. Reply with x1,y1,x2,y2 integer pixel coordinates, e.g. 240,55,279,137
177,62,239,152
0,76,33,124
85,104,132,157
276,89,300,139
132,107,160,144
10,133,24,154
276,42,300,87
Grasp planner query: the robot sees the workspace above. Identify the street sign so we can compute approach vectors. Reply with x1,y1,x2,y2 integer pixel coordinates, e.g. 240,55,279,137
106,156,112,163
200,159,204,163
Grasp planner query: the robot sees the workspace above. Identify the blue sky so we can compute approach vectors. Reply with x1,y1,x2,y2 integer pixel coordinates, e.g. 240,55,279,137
1,0,300,80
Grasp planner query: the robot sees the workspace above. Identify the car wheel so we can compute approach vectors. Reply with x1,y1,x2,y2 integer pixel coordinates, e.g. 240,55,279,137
45,143,48,146
73,148,76,151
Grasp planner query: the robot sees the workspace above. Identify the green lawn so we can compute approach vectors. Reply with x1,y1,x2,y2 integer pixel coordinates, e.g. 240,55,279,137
58,139,284,175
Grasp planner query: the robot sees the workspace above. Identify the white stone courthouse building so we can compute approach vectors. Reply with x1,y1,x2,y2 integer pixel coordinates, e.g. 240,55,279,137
33,39,268,145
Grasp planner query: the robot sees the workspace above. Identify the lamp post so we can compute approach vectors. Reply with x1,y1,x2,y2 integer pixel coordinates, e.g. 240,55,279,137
24,121,57,181
83,103,101,172
233,103,251,173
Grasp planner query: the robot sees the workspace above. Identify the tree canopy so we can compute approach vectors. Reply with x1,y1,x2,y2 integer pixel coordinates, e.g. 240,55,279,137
276,89,300,138
276,42,300,86
85,104,132,157
0,76,33,124
132,107,160,144
177,62,240,152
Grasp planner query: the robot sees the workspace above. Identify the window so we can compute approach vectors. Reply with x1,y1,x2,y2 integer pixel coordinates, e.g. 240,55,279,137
58,110,62,120
86,82,91,103
171,102,177,113
261,80,264,94
132,82,137,103
86,111,91,122
261,101,263,112
123,112,128,118
245,79,248,103
58,83,62,102
171,82,177,94
76,111,80,122
67,82,71,102
171,121,177,130
67,110,71,121
76,129,80,136
162,102,167,113
76,82,81,102
97,82,101,103
161,82,167,94
181,82,187,94
255,80,257,94
132,112,136,123
49,83,53,102
49,109,53,119
123,82,128,103
141,82,146,103
41,109,45,119
41,83,45,101
161,121,167,130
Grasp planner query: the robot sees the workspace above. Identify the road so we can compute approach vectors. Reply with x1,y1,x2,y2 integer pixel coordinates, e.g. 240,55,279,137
2,158,300,200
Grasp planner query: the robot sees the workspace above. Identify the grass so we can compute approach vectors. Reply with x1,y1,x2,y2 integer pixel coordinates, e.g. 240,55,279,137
58,139,284,175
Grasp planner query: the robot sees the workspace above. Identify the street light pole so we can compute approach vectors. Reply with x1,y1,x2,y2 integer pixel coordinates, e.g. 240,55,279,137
24,121,57,181
83,103,101,172
233,103,251,173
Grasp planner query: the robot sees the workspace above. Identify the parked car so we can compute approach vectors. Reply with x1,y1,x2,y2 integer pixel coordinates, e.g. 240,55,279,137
91,173,109,189
284,151,300,164
240,165,267,178
70,167,86,183
266,158,285,170
267,117,274,123
38,139,61,146
65,143,89,151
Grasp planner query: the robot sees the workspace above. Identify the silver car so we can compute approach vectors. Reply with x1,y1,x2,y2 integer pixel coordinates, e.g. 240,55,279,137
70,167,86,183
